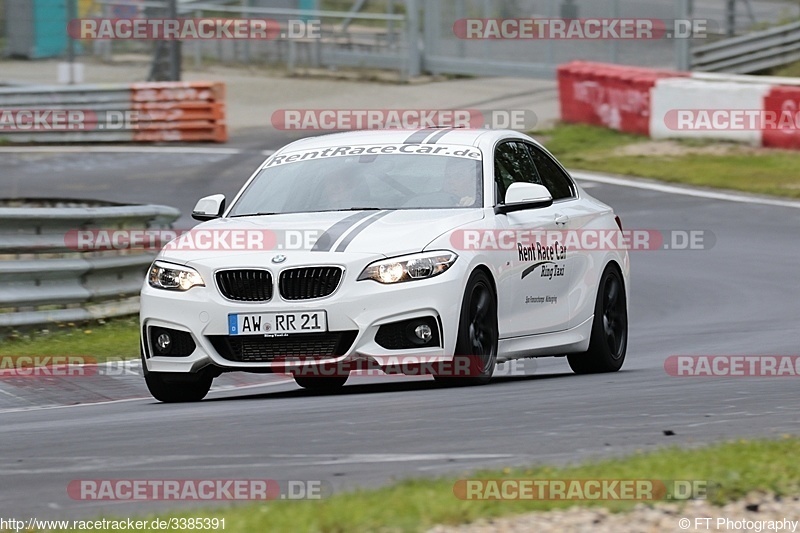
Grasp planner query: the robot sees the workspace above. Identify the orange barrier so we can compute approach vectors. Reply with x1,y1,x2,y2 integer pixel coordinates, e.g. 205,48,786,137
130,82,228,143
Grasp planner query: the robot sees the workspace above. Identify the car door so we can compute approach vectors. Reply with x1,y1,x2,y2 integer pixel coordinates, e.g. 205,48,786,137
493,140,570,338
524,143,587,329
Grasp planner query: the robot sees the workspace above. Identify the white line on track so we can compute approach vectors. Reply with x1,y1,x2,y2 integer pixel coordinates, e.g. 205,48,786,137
0,378,294,415
572,170,800,209
0,145,246,155
0,146,276,156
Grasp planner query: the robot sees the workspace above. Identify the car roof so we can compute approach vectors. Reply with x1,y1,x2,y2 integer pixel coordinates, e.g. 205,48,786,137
275,128,540,154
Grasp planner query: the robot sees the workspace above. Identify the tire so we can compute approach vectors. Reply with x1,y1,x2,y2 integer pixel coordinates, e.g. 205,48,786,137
567,265,628,374
293,375,348,392
144,371,213,403
435,270,498,386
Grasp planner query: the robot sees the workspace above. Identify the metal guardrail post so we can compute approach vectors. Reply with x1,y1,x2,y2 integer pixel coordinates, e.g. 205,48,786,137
422,0,437,74
726,0,737,38
675,0,691,71
194,9,203,69
406,0,421,78
168,0,182,81
242,0,251,65
66,0,77,85
609,0,620,64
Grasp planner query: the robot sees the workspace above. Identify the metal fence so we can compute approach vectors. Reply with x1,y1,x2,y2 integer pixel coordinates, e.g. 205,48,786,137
422,0,692,77
3,0,798,79
75,0,729,78
0,199,179,328
85,0,416,78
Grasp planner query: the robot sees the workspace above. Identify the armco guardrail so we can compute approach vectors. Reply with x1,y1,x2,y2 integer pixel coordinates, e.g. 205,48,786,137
0,81,227,143
558,61,800,149
692,20,800,75
0,199,180,328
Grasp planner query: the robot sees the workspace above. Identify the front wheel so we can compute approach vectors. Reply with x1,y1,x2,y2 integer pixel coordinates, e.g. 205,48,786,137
435,270,498,386
144,372,213,403
567,265,628,374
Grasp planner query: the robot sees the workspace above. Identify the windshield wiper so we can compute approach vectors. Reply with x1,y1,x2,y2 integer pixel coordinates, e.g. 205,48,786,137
231,208,394,217
312,208,388,213
229,212,279,218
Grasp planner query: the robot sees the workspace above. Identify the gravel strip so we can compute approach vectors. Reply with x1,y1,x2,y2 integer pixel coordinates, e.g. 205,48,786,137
428,493,800,533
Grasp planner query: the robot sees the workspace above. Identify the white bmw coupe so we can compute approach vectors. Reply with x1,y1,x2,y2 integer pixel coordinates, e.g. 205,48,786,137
140,129,629,402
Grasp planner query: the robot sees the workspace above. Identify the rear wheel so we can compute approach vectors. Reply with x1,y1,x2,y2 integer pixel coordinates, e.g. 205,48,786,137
435,270,498,386
567,265,627,374
144,372,213,403
293,375,348,392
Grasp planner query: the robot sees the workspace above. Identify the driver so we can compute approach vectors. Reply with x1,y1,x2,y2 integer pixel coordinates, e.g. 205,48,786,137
441,158,479,207
318,169,370,210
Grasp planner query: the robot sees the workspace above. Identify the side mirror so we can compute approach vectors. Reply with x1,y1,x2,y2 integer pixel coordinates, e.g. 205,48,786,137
496,183,553,214
192,194,226,221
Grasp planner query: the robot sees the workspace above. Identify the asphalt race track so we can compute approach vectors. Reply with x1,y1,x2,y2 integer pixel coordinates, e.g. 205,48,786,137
1,139,799,519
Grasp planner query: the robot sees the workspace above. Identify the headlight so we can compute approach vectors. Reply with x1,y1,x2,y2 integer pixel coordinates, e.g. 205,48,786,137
358,251,458,284
148,262,205,291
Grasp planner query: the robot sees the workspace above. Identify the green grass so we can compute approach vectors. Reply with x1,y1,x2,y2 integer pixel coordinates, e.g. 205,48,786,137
62,437,800,533
534,123,800,198
0,317,140,363
773,60,800,78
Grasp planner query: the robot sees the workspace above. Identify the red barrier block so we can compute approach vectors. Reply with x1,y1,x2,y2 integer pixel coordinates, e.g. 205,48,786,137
762,86,800,149
558,61,687,136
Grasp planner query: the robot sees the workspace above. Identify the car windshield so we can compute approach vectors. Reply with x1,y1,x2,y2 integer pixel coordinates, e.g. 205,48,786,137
228,144,483,216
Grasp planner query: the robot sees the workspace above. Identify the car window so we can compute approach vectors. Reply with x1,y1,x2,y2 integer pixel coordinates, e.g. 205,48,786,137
494,141,542,204
229,149,483,216
526,144,576,200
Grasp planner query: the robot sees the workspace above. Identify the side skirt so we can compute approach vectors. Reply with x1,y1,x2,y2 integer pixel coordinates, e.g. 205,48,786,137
497,316,593,362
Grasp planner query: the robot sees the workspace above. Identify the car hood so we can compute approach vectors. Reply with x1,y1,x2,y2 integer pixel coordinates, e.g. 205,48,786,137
158,209,484,264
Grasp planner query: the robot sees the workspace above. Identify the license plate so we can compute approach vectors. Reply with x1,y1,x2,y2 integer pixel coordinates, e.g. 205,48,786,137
228,311,327,336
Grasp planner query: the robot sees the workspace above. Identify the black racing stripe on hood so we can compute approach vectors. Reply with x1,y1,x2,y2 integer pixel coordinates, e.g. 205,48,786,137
334,211,394,252
425,128,454,144
311,211,375,252
404,128,440,144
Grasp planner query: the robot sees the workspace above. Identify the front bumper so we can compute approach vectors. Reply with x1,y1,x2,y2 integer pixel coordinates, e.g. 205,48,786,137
140,264,466,375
